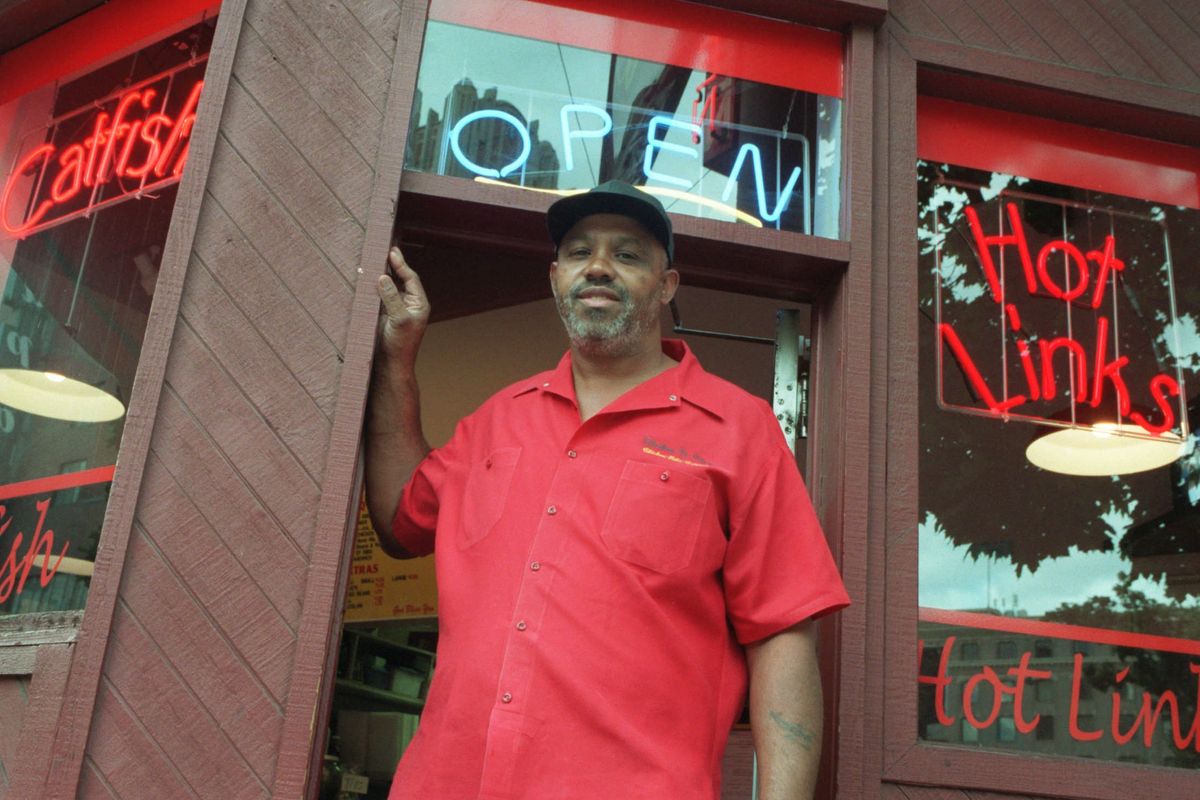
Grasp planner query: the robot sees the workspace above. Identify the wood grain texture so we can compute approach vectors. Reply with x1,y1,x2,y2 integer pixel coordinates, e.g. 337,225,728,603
118,530,285,766
189,200,343,423
133,461,296,703
243,0,383,165
8,645,71,799
0,676,29,794
203,136,355,345
39,3,250,796
831,21,876,800
147,383,308,627
270,0,419,793
101,603,266,797
75,760,116,800
1003,0,1113,71
961,0,1060,61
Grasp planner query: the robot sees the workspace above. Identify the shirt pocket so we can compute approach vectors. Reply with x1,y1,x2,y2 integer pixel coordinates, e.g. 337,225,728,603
459,446,521,549
600,460,711,574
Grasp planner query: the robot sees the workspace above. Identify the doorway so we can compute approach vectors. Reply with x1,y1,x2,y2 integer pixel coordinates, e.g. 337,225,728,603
323,240,811,799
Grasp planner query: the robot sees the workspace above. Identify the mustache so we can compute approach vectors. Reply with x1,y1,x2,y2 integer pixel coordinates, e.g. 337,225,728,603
568,281,629,303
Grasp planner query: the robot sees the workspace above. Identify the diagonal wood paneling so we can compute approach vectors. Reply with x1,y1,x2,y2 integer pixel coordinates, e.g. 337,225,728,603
891,0,1200,94
81,0,403,795
0,675,29,798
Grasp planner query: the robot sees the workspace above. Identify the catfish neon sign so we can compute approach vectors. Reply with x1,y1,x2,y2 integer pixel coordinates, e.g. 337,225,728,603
1,77,204,238
447,102,806,224
938,200,1183,437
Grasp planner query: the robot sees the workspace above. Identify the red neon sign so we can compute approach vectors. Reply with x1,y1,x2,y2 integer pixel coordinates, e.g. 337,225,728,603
920,636,1200,754
1,71,204,239
938,195,1185,439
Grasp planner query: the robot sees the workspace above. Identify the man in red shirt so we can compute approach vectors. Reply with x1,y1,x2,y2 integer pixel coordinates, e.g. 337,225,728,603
366,181,848,800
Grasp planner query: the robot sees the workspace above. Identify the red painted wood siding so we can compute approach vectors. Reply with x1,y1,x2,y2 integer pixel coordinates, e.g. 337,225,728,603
891,0,1200,92
74,0,403,796
0,675,31,798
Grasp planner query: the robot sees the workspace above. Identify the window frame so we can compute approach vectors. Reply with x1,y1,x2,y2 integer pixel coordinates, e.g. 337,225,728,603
880,62,1200,800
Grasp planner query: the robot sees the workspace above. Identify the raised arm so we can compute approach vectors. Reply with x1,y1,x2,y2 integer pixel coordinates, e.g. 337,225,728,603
364,247,432,556
745,620,824,800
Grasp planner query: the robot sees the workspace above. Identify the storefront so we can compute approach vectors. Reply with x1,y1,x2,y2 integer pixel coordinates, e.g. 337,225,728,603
1,0,1198,798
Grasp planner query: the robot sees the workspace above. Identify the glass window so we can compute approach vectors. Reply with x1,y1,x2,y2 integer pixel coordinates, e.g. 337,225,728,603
917,146,1200,769
405,0,844,238
0,17,217,615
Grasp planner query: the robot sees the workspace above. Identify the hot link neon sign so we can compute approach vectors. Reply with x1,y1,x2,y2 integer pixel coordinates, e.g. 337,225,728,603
937,198,1184,438
2,69,205,239
921,637,1200,755
446,99,808,227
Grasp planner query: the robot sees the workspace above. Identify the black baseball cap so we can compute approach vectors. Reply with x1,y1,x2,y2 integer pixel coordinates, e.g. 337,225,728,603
547,181,674,264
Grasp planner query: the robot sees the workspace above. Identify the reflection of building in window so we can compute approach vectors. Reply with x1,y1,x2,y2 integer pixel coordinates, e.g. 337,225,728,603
407,80,560,189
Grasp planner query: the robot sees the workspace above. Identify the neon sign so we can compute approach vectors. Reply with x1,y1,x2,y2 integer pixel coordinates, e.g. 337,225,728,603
444,97,810,229
2,64,205,239
936,194,1186,440
921,636,1200,754
0,498,68,603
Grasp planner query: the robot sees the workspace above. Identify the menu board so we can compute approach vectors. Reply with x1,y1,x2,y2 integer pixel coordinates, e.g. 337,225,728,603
344,496,437,622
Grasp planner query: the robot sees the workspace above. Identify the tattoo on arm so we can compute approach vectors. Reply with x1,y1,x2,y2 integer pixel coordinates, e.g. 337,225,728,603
769,710,815,750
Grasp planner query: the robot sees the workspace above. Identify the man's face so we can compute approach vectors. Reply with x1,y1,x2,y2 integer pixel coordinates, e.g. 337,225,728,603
550,213,679,357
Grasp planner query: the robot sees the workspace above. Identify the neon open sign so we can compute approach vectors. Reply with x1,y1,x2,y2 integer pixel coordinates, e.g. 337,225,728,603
1,61,206,239
440,92,812,230
935,191,1187,440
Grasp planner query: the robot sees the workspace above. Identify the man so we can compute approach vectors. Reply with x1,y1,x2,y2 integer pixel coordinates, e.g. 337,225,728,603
365,181,849,800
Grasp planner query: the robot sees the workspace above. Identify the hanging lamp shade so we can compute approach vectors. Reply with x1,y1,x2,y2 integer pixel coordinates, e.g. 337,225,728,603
0,367,125,422
1025,400,1186,476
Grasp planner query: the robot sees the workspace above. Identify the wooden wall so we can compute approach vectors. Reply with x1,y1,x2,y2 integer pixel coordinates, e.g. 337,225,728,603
0,0,1195,798
53,0,405,796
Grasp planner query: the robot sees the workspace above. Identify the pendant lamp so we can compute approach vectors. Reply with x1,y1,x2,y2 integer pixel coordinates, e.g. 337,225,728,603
0,217,126,423
1025,400,1186,476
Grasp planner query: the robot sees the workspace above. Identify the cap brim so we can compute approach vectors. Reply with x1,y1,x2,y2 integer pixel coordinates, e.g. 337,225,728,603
548,191,673,262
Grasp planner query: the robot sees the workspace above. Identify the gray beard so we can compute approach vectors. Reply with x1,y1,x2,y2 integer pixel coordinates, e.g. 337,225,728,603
554,281,662,358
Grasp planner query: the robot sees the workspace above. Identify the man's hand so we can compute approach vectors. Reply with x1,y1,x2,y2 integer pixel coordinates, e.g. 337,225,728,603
365,246,433,553
376,247,431,369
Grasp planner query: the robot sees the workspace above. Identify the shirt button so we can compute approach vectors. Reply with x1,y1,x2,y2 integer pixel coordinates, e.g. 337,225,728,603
530,561,541,571
516,620,527,631
501,692,513,703
669,394,678,402
567,449,577,459
660,471,670,481
542,382,550,388
547,505,557,515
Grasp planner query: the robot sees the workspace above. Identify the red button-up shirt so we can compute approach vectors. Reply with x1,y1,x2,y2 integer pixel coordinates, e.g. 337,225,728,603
388,340,848,800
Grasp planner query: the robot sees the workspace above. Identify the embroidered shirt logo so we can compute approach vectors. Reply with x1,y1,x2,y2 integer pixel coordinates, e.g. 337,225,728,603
642,436,709,466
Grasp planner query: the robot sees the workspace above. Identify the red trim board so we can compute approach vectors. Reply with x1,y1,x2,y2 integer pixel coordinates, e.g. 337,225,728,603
920,606,1200,659
918,96,1200,210
0,465,116,502
0,0,221,108
430,0,843,98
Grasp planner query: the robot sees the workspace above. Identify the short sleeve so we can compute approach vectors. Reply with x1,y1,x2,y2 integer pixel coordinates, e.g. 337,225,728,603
723,429,849,645
390,414,473,557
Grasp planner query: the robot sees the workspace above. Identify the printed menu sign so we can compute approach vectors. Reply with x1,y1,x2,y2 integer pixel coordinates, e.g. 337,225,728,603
344,496,437,622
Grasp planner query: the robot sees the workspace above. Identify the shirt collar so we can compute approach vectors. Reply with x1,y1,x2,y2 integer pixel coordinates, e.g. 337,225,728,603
512,339,726,419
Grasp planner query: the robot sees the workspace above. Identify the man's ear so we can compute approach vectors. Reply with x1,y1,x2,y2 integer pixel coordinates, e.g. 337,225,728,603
660,268,680,305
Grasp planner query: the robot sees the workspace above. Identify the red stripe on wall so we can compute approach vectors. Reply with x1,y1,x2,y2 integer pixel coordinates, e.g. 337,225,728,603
920,606,1200,659
430,0,843,98
918,96,1200,210
0,0,221,107
0,466,116,502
